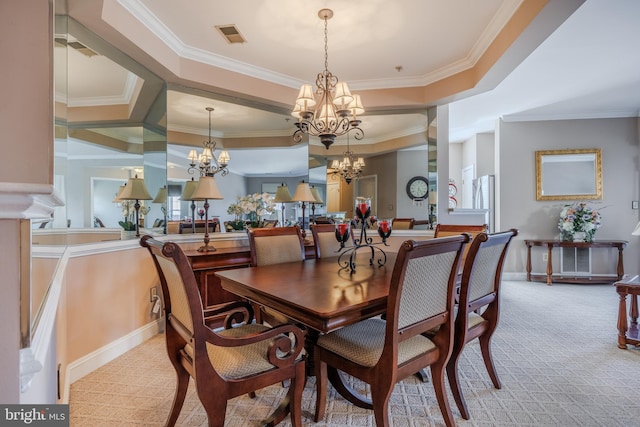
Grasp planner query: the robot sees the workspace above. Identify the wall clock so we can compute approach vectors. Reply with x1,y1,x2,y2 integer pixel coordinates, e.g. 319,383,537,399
406,176,429,200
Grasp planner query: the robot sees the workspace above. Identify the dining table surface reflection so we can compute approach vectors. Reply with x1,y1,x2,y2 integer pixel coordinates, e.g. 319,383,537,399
215,253,397,334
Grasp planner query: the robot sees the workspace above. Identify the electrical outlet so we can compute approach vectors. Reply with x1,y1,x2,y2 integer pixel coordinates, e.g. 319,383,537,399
150,286,158,302
633,201,639,210
542,253,548,261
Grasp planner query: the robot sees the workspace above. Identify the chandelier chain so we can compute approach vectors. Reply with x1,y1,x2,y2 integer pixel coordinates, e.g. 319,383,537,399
324,15,329,73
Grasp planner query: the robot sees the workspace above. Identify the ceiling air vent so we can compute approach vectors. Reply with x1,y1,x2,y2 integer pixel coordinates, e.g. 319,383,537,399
215,25,246,44
68,41,99,57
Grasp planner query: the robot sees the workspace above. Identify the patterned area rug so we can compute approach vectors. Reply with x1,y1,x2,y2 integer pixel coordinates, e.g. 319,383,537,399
69,281,640,426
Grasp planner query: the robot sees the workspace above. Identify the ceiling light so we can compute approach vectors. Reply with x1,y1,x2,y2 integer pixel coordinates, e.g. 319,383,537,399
292,9,365,149
330,134,365,184
188,107,230,177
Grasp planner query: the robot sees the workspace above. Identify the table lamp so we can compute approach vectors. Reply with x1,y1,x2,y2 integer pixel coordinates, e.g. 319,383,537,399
310,185,323,224
153,186,168,234
180,178,199,233
190,176,223,252
291,180,317,237
117,175,152,237
274,183,292,227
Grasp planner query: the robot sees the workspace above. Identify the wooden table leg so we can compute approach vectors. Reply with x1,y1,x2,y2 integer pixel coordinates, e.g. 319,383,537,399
617,290,628,349
327,367,373,409
617,246,625,279
630,294,638,327
526,243,532,281
546,245,553,286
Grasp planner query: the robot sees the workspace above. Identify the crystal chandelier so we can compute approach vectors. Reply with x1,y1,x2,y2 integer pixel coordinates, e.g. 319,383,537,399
292,8,365,149
330,134,365,184
188,107,230,177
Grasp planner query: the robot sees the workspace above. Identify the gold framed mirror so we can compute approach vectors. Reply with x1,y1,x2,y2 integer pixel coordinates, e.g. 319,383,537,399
535,148,602,201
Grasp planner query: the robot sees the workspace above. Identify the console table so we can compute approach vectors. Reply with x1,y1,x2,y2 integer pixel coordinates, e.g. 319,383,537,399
614,275,640,349
525,239,627,285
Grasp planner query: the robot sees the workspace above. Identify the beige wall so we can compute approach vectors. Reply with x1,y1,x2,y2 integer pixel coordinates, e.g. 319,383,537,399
63,248,159,362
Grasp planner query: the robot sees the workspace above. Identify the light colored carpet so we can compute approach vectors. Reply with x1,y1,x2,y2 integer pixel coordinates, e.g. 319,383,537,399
69,280,640,426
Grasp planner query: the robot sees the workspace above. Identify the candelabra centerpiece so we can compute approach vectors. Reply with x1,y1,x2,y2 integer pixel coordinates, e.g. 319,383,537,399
335,197,390,272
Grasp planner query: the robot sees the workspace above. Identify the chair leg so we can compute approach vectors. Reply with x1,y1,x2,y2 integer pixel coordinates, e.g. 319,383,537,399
166,367,190,427
446,349,470,420
200,394,228,427
478,333,501,389
314,357,328,422
370,385,393,427
289,363,306,427
431,362,456,427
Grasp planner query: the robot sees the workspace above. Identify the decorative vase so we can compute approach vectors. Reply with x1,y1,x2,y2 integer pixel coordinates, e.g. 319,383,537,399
573,231,586,242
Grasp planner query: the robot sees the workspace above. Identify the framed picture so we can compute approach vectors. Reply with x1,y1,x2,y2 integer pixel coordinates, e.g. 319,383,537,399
261,183,280,194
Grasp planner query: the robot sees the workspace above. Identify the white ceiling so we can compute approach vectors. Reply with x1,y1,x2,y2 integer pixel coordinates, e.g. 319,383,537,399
64,0,640,176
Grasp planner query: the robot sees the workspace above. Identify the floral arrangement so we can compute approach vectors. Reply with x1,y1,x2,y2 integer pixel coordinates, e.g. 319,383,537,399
119,200,150,231
226,193,276,228
558,202,602,242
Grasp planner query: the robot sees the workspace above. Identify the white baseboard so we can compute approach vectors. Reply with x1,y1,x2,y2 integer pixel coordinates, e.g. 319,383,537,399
61,320,162,403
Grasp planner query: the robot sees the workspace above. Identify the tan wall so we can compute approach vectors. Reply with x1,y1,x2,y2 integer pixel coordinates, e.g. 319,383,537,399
63,247,159,362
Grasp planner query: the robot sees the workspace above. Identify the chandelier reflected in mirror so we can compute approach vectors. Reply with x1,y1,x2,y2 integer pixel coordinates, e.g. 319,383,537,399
188,107,230,177
292,8,365,150
330,134,365,184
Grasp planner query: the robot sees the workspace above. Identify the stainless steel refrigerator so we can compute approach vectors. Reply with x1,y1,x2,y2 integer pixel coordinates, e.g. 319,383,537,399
472,175,495,233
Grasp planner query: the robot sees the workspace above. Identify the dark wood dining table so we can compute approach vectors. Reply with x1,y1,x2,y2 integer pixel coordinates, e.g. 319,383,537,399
216,254,396,335
216,254,398,420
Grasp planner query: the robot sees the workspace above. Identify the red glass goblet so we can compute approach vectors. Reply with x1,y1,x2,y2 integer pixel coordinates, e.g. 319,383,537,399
378,220,392,244
355,197,371,220
335,222,351,249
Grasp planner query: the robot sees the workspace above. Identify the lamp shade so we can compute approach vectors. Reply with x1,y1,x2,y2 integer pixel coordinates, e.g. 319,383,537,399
113,184,126,202
429,191,437,205
153,186,167,203
274,183,292,202
310,186,323,204
291,181,317,203
348,94,365,117
118,176,152,201
180,179,198,201
191,176,223,200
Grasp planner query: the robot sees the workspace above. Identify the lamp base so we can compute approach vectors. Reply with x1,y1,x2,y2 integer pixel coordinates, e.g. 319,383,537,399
197,243,217,253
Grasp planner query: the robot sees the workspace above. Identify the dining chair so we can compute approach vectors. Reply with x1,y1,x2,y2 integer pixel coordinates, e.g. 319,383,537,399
313,234,470,427
140,235,306,427
248,225,306,325
447,229,518,420
391,217,415,229
310,223,349,259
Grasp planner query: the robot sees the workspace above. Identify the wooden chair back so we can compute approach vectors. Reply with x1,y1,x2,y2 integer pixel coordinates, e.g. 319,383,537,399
435,223,487,270
310,223,348,259
140,235,306,426
392,217,415,229
447,228,518,420
247,225,306,325
247,225,305,267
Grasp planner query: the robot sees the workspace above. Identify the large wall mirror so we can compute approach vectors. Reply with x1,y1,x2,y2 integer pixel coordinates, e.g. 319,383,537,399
535,148,602,201
53,16,436,238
